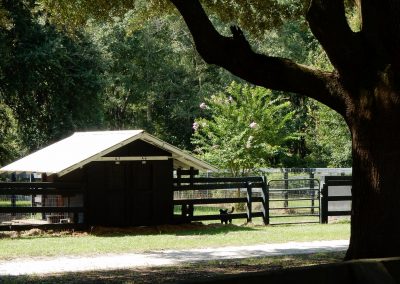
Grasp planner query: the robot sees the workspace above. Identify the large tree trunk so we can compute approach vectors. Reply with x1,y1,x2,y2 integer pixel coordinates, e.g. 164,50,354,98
306,0,400,259
346,84,400,259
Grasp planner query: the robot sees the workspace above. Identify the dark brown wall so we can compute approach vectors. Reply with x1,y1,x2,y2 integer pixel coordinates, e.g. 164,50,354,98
56,138,175,227
56,138,176,227
62,159,173,227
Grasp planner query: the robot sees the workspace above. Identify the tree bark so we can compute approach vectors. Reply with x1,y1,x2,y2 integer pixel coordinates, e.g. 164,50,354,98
348,131,400,258
169,0,400,259
344,78,400,259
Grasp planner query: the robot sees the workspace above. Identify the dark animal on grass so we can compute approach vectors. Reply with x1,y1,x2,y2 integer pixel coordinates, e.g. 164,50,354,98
219,207,234,224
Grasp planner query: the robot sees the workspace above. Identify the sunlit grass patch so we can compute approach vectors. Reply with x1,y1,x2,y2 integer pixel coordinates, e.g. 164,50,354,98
0,223,349,259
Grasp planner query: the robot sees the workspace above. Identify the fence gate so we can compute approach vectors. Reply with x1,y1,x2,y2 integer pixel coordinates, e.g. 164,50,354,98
267,178,320,225
173,174,322,225
173,176,268,224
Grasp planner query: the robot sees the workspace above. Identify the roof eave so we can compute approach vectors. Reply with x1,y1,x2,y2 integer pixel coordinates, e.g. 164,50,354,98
140,133,218,172
56,131,145,177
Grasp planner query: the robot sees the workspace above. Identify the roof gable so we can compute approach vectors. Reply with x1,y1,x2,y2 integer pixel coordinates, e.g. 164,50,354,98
105,139,171,157
0,130,217,176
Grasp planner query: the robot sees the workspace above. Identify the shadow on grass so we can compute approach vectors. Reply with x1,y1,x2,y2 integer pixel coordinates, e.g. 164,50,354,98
89,223,257,237
0,223,257,240
0,252,345,284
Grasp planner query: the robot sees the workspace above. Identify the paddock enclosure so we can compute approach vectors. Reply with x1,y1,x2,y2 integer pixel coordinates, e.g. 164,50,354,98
0,131,352,231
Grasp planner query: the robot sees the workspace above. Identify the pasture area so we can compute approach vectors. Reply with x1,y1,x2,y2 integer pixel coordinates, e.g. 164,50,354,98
0,222,350,259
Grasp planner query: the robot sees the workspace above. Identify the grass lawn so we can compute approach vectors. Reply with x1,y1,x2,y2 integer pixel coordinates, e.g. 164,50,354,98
0,251,346,283
0,222,350,259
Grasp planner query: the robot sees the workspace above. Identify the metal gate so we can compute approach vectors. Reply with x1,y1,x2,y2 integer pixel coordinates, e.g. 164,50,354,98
267,178,320,225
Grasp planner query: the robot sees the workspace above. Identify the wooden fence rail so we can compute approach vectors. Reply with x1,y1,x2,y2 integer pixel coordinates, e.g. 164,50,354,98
0,182,86,231
173,176,322,225
320,176,352,223
173,176,269,224
0,182,82,188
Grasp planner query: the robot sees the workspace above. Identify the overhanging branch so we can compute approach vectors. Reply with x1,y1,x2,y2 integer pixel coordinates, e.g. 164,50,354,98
169,0,347,113
306,0,368,82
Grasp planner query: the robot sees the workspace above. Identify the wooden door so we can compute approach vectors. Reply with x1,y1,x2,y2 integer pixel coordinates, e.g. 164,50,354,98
87,162,127,226
125,160,173,226
125,162,155,225
87,160,173,227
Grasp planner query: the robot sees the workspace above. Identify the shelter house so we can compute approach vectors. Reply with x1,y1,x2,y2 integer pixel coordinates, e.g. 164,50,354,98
0,130,216,227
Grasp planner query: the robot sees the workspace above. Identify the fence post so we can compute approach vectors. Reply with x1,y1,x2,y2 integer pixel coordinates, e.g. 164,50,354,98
320,184,328,224
246,182,252,223
82,183,89,229
309,172,315,214
11,173,16,216
261,176,269,225
176,169,182,187
284,171,289,209
188,203,194,222
189,167,195,189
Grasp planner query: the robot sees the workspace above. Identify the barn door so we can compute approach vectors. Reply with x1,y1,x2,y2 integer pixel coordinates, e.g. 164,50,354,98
124,160,173,226
86,160,173,227
86,162,127,226
125,162,155,225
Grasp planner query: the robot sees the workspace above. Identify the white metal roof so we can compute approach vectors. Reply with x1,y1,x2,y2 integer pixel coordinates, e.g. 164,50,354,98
0,130,217,176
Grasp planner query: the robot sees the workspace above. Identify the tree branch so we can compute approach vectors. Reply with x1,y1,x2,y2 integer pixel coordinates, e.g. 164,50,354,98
306,0,369,83
361,0,400,69
169,0,347,113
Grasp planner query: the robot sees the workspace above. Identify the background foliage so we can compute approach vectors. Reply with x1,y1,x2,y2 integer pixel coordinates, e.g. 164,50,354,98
192,83,296,176
0,0,104,155
91,13,233,149
0,0,352,170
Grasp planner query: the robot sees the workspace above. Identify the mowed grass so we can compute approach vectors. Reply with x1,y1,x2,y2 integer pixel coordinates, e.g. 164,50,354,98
0,222,350,259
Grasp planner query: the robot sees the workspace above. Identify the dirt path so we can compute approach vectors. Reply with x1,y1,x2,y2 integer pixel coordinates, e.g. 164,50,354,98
0,240,349,276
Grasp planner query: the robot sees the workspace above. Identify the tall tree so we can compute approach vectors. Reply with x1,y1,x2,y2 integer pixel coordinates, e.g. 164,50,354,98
306,103,352,167
168,0,400,260
192,82,296,176
257,18,352,168
0,0,104,151
0,101,25,166
91,14,233,149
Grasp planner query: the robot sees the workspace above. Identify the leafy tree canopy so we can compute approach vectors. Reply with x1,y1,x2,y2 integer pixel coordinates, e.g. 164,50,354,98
192,82,297,176
0,101,25,166
0,0,104,151
91,12,234,149
37,0,309,34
